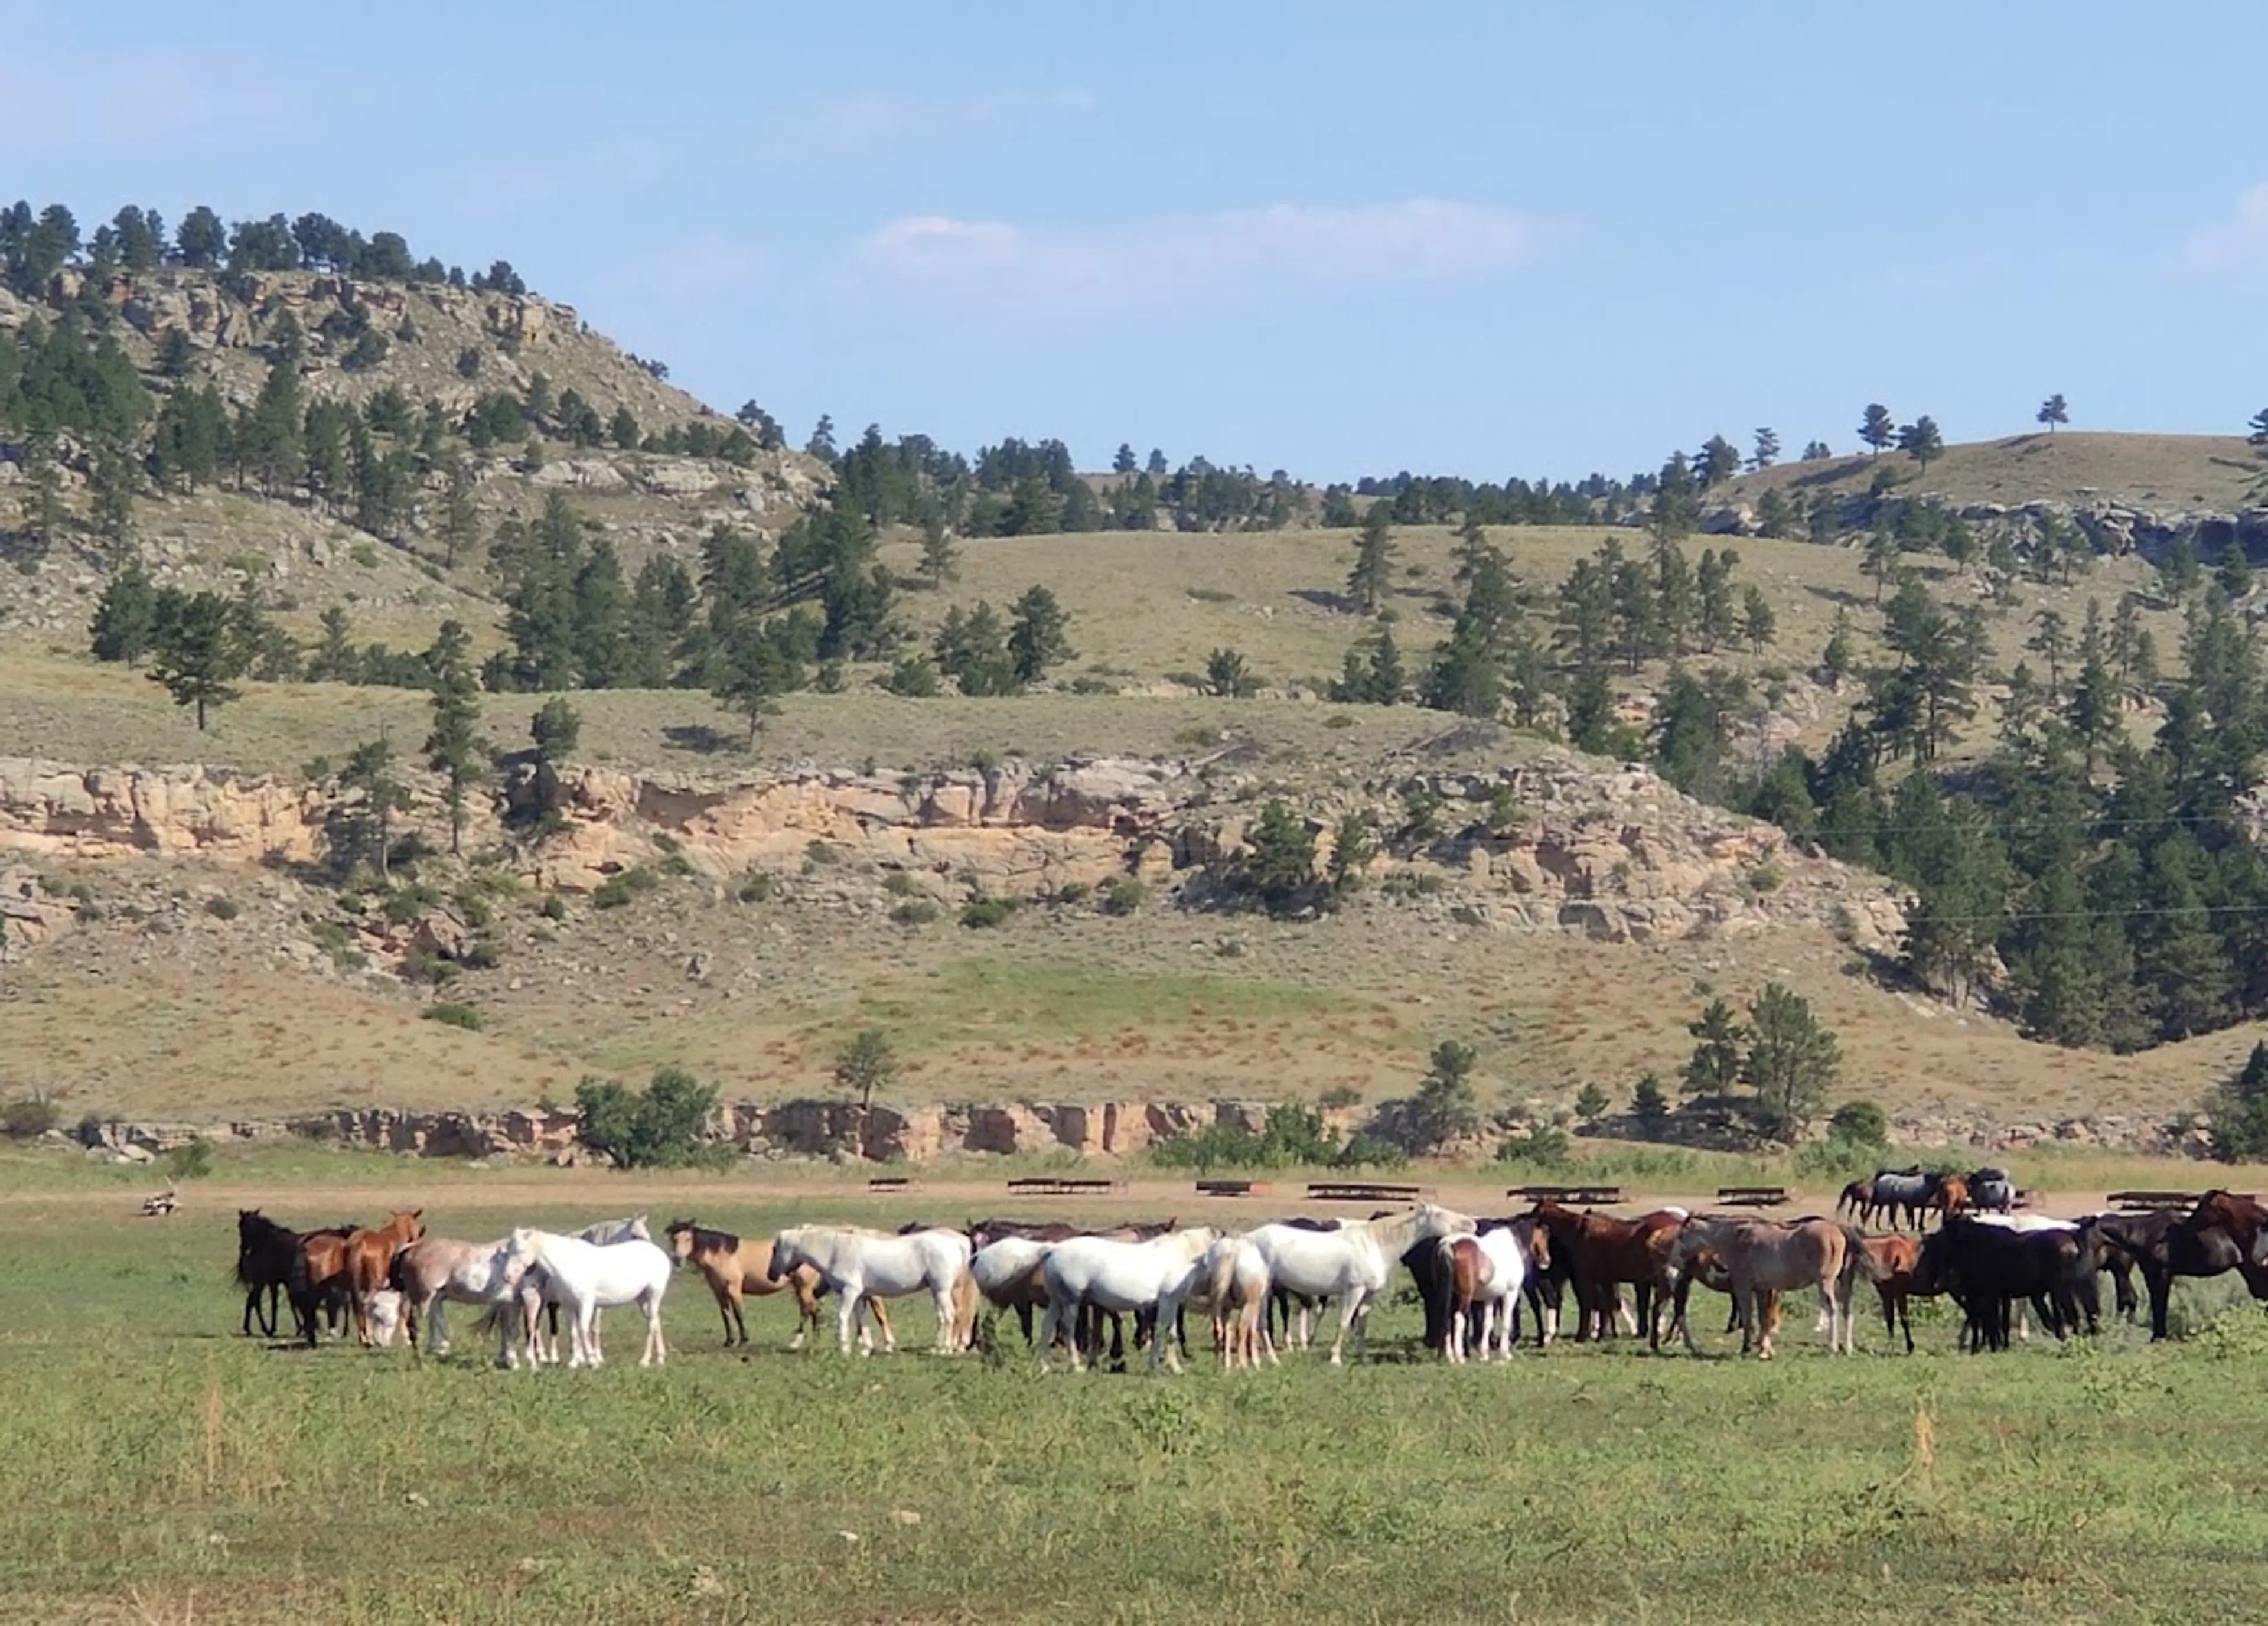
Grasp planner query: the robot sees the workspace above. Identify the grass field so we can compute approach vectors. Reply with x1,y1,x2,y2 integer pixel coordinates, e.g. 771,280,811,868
7,1153,2268,1624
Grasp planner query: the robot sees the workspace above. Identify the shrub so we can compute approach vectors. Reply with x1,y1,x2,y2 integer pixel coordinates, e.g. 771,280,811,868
162,1138,216,1180
574,1065,719,1169
883,871,923,897
1099,876,1147,916
382,882,442,926
400,947,459,985
204,897,240,921
1829,1099,1889,1147
1323,712,1357,730
460,940,502,970
891,900,941,926
539,893,569,921
422,1002,484,1031
350,542,380,569
960,897,1017,929
735,872,775,904
1318,1083,1364,1111
1631,1072,1670,1125
457,891,495,930
1,1096,59,1139
592,866,660,909
1052,881,1092,907
1494,1124,1572,1169
1573,1083,1610,1123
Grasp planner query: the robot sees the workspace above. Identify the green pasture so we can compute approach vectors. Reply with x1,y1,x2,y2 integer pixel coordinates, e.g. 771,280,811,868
6,1166,2268,1625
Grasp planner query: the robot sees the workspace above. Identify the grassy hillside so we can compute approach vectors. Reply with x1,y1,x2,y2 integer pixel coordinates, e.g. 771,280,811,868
1730,431,2263,513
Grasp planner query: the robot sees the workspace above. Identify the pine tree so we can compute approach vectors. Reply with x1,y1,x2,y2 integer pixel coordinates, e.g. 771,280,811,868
1331,625,1404,705
1695,434,1742,488
1346,506,1396,612
1008,585,1073,685
1681,998,1745,1099
437,456,479,569
1898,415,1945,472
145,589,246,730
918,514,960,589
88,553,158,666
1858,403,1896,458
422,621,490,854
89,440,137,558
308,605,358,682
572,539,627,687
1749,427,1780,471
2036,393,2069,432
1237,799,1317,910
338,735,409,879
1739,982,1839,1138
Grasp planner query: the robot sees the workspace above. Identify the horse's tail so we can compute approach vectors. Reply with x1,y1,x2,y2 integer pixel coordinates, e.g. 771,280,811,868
387,1246,414,1296
1843,1224,1886,1283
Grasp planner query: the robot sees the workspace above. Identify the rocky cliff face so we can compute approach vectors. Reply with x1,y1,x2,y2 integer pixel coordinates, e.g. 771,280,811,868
0,750,1907,954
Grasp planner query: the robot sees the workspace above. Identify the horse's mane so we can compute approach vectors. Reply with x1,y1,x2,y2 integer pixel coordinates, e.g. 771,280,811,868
697,1226,740,1252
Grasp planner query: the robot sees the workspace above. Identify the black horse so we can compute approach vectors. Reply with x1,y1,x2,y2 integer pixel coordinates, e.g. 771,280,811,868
2093,1197,2268,1341
234,1210,299,1337
1915,1217,2098,1351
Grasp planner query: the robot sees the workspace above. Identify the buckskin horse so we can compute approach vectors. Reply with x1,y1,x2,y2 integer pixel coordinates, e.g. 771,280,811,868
665,1220,878,1351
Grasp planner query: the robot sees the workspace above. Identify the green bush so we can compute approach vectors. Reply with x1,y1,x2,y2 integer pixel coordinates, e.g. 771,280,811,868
574,1065,721,1169
400,946,458,985
460,940,502,970
1099,876,1147,916
1829,1099,1889,1146
1494,1124,1572,1169
422,1002,484,1031
1148,1104,1400,1173
960,897,1017,929
204,896,240,921
1,1096,59,1139
382,883,442,926
735,871,775,904
162,1138,216,1180
891,900,941,927
539,893,569,921
1792,1135,1884,1182
591,866,660,909
883,871,923,897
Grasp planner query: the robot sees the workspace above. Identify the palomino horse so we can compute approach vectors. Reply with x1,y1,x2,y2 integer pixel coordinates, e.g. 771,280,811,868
497,1228,672,1368
1527,1202,1683,1342
1037,1227,1221,1374
1669,1214,1868,1357
1433,1223,1543,1363
1245,1204,1476,1364
343,1210,425,1347
768,1226,972,1356
665,1220,885,1351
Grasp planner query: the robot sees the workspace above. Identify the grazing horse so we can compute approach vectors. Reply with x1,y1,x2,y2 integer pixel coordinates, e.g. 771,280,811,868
1670,1214,1866,1357
1245,1204,1475,1364
1433,1223,1542,1363
342,1210,425,1347
769,1225,971,1356
497,1228,672,1367
665,1220,882,1351
389,1234,519,1361
1835,1177,1877,1225
2091,1197,2268,1341
235,1210,302,1338
1037,1227,1221,1374
1528,1202,1683,1342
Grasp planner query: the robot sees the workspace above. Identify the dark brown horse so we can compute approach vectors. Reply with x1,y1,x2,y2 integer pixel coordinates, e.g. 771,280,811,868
236,1210,301,1338
289,1225,359,1346
2093,1193,2268,1341
1528,1201,1685,1341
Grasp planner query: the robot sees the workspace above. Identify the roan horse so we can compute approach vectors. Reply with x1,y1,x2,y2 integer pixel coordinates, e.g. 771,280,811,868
767,1225,972,1356
665,1220,888,1351
1244,1204,1477,1364
1668,1214,1872,1357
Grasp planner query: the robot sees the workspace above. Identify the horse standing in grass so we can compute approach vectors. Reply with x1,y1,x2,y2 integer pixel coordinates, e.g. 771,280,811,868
343,1210,425,1347
1835,1177,1876,1226
1670,1214,1869,1357
497,1228,672,1368
1037,1227,1221,1374
1245,1204,1475,1364
235,1210,304,1338
1433,1223,1543,1363
1201,1233,1278,1370
768,1225,972,1356
288,1224,360,1347
665,1220,875,1351
1527,1202,1683,1342
388,1234,524,1362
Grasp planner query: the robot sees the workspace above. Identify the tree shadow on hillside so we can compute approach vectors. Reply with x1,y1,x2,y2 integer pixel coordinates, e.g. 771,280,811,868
1292,588,1363,615
663,725,739,756
1804,584,1870,610
1788,460,1869,491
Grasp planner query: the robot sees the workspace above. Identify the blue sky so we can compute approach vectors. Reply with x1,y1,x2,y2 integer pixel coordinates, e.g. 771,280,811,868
7,0,2266,482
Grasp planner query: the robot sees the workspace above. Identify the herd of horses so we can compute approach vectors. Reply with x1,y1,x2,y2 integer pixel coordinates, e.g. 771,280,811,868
230,1175,2268,1367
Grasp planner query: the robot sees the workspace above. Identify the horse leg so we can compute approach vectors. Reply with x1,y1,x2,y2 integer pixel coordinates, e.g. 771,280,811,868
729,1287,748,1347
1446,1301,1466,1364
931,1281,957,1354
837,1290,860,1357
1327,1293,1360,1366
715,1286,738,1346
643,1291,666,1367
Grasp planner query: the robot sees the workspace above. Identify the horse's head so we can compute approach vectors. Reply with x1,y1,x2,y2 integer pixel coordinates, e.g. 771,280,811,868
498,1228,542,1286
764,1230,802,1283
388,1209,426,1244
626,1214,650,1242
666,1220,698,1260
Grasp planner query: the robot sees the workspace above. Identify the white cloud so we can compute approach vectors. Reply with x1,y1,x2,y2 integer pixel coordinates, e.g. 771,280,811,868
2184,183,2268,275
854,199,1555,314
759,87,1095,161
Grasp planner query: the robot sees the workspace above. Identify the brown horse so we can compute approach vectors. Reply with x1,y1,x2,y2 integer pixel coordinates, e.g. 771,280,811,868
343,1210,425,1347
1859,1232,1935,1353
1529,1201,1685,1341
1670,1214,1868,1357
665,1220,882,1351
1930,1175,1971,1225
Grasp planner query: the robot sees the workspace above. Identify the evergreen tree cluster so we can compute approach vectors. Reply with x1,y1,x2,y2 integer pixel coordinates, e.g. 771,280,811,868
1,197,512,295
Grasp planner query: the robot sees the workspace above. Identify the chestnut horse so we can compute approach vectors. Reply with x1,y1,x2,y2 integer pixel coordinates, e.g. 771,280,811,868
1528,1201,1684,1342
289,1225,359,1347
343,1210,425,1347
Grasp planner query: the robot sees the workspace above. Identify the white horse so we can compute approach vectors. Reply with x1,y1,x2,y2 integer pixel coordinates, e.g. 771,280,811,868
769,1225,972,1356
1201,1233,1277,1370
1247,1204,1475,1364
1037,1227,1221,1374
1436,1225,1533,1363
498,1229,672,1368
516,1216,654,1366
